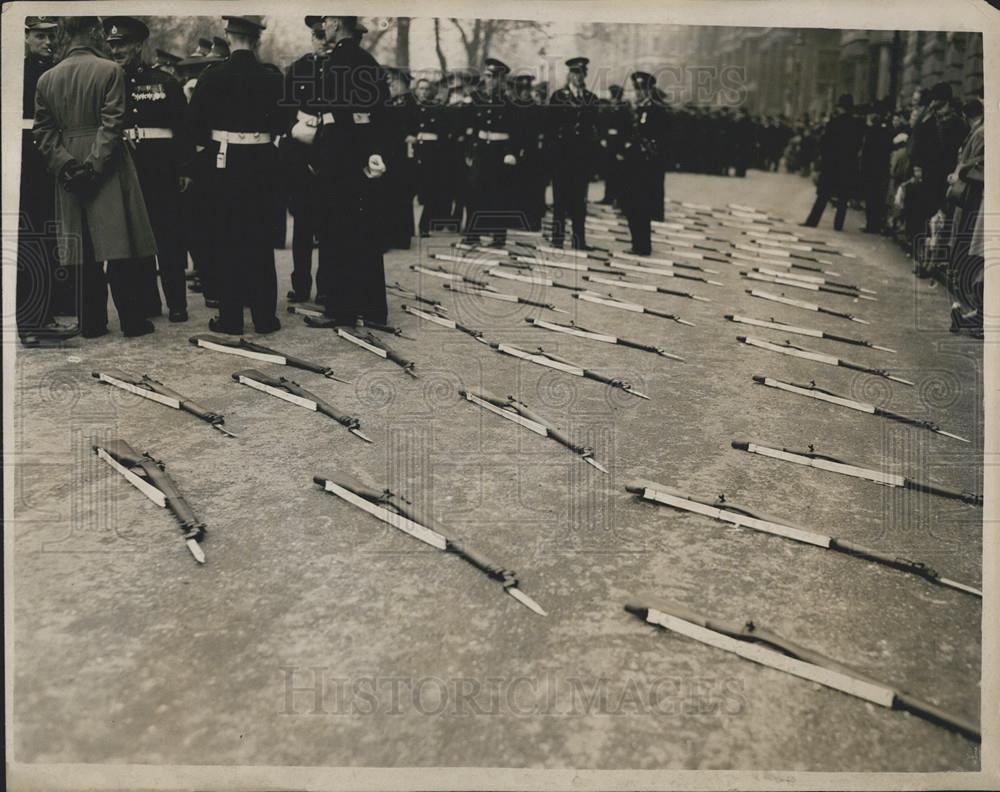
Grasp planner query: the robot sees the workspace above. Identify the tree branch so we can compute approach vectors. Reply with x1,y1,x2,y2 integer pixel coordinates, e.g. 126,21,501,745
434,18,449,73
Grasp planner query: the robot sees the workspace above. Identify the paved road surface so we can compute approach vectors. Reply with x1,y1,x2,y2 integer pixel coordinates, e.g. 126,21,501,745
11,170,983,771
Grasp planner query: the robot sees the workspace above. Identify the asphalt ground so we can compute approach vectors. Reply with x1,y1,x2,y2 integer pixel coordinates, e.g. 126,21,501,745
10,170,983,771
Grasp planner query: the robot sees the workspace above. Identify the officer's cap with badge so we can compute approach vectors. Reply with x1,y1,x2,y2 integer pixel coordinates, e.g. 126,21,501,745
103,16,150,43
631,70,656,88
483,57,510,76
514,74,534,87
304,15,324,28
222,15,266,36
566,56,589,74
25,16,59,32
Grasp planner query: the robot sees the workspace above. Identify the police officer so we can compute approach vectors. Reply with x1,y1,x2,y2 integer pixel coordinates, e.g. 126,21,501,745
597,83,629,206
18,16,77,346
282,17,328,303
303,15,390,327
412,77,452,237
464,58,519,248
444,70,476,232
509,74,546,232
620,71,668,256
105,16,191,323
547,57,599,250
187,15,284,334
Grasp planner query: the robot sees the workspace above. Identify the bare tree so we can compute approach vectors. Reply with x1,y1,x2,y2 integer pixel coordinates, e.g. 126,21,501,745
434,18,449,73
450,18,548,66
395,17,411,69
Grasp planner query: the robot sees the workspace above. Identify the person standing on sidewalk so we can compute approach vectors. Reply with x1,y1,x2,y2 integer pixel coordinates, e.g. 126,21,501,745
801,94,863,231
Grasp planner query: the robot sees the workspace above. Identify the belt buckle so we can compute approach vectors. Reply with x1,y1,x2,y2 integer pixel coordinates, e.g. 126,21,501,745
237,132,247,142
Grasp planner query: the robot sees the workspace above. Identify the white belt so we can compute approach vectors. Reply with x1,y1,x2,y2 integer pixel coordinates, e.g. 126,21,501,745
607,128,618,135
126,127,174,141
211,130,273,144
417,131,439,141
297,110,335,125
478,130,510,141
211,129,273,169
22,118,34,130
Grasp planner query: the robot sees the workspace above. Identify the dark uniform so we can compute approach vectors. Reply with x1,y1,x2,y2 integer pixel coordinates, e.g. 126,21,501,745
186,16,284,334
311,27,390,324
464,58,519,247
412,95,453,235
282,18,328,302
547,58,599,249
444,75,476,230
511,76,546,232
384,71,418,250
597,86,629,205
18,17,66,342
621,72,669,256
105,17,191,322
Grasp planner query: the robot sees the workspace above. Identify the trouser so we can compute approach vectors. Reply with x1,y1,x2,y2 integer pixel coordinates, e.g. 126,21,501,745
623,164,660,255
551,166,589,247
417,181,453,235
804,189,848,230
863,178,889,232
216,240,277,331
320,175,388,323
78,222,145,335
16,211,57,338
290,182,321,298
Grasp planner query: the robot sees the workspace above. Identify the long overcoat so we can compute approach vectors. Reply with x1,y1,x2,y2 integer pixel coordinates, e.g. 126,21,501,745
33,45,157,267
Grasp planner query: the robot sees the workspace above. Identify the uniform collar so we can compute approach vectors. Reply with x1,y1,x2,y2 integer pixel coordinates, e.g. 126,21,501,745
64,45,107,59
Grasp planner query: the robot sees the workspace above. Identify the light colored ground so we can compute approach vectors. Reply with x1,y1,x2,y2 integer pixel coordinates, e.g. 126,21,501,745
11,170,983,771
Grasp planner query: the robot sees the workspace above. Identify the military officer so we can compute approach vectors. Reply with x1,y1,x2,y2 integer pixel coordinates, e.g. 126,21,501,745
187,15,284,334
303,15,390,327
620,71,669,256
282,17,328,303
18,16,77,345
105,16,191,323
547,57,599,249
412,77,452,237
384,66,418,250
444,70,476,231
511,74,546,232
463,58,519,248
597,83,629,206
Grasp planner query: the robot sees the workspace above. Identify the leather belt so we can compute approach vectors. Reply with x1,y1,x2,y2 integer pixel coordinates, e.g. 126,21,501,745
125,127,174,141
417,131,440,141
478,131,510,141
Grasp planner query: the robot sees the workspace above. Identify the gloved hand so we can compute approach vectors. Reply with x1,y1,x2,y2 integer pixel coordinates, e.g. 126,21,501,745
503,154,517,166
365,154,387,178
59,160,97,196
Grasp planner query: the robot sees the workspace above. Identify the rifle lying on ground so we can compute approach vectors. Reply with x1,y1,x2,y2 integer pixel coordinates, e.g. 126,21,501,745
460,388,608,473
504,255,723,286
732,440,983,506
293,306,416,340
525,317,684,361
401,304,488,340
724,314,894,353
626,480,980,596
751,376,967,442
386,282,446,311
750,266,875,296
232,369,372,442
583,274,712,302
92,370,236,437
442,282,569,313
624,596,980,742
93,440,208,563
313,473,546,615
489,342,650,399
335,327,417,378
727,248,840,276
189,335,350,383
736,336,913,385
746,289,869,323
741,270,876,301
573,291,695,326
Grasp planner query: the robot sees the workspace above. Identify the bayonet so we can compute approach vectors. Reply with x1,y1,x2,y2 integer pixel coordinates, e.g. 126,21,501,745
724,314,894,353
736,336,913,385
746,289,869,324
751,376,967,442
584,274,711,302
492,343,650,399
189,334,351,383
625,596,980,741
626,481,980,596
731,440,983,506
525,317,684,361
573,291,695,325
232,369,372,442
742,271,876,301
314,474,546,616
93,440,208,563
461,388,609,473
335,328,417,378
